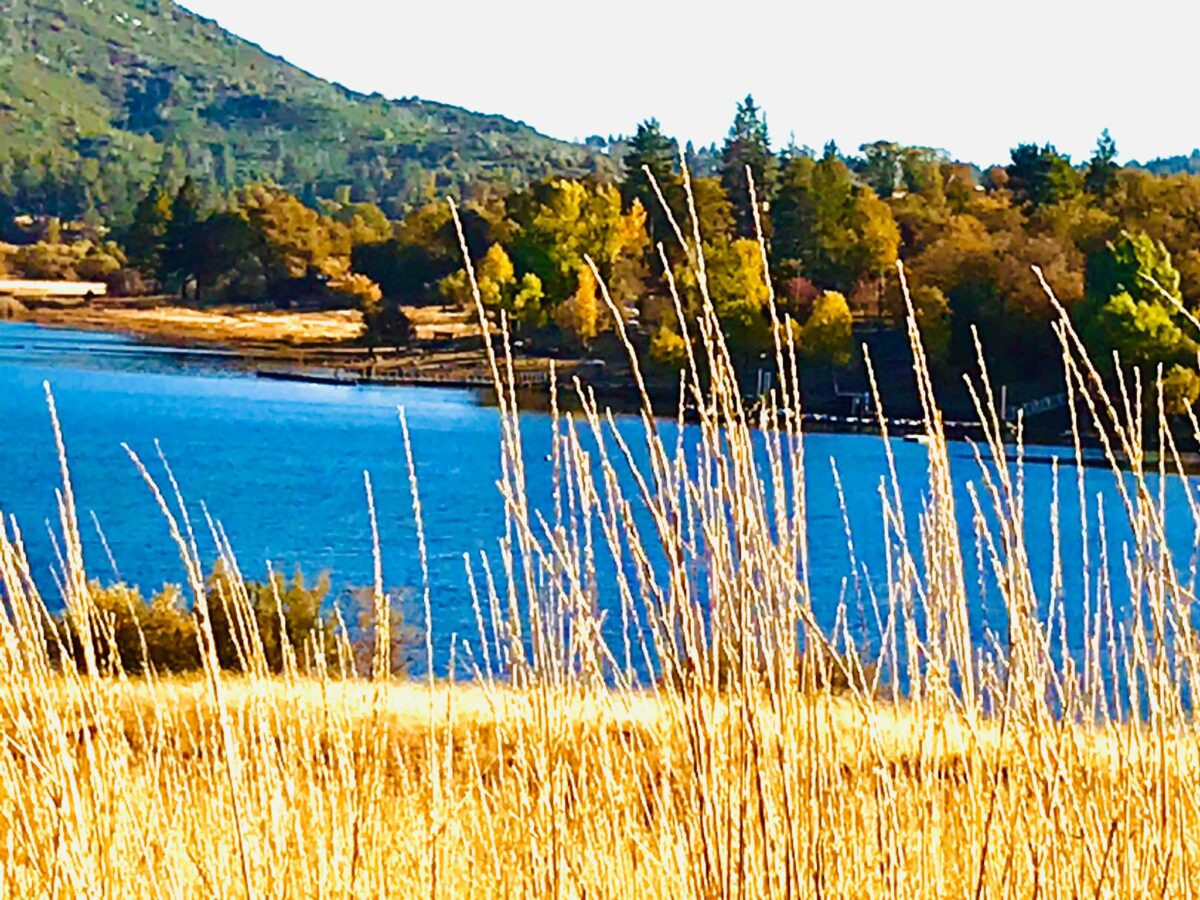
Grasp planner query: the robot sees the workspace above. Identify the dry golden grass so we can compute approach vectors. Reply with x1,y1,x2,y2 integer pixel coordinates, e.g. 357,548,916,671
28,302,485,349
29,304,366,346
5,173,1200,897
404,304,484,341
3,672,1199,897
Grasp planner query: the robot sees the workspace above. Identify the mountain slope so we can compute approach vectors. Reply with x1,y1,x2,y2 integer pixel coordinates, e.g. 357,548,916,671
1131,150,1200,177
0,0,609,221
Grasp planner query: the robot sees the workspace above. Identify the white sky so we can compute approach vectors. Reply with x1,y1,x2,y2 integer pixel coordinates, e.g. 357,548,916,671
181,0,1199,167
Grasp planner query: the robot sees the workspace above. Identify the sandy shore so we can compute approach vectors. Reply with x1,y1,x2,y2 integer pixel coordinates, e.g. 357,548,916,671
11,299,584,390
17,297,495,347
23,301,368,348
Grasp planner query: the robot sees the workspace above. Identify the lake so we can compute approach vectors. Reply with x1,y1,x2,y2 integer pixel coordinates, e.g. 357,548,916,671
2,321,1197,679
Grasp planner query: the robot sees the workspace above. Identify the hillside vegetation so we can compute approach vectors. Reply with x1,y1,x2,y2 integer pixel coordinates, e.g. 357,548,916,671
0,0,607,222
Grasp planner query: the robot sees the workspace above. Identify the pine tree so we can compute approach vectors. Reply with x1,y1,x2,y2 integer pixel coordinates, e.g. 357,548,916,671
1085,129,1120,199
621,119,680,248
720,95,777,239
161,177,203,295
1005,144,1083,208
124,188,173,280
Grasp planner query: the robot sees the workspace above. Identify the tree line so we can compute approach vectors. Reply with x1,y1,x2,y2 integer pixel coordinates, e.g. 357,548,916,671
5,96,1200,407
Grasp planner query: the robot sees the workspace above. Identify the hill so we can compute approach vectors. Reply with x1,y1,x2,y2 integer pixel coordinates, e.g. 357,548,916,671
0,0,611,223
1130,149,1200,177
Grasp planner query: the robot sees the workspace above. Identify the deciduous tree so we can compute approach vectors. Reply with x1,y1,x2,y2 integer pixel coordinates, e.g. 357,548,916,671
1079,230,1193,368
800,290,853,368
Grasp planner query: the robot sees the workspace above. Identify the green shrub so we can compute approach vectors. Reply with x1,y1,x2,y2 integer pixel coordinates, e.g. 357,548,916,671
1163,364,1200,415
50,581,202,675
204,562,335,674
48,565,415,677
10,241,126,282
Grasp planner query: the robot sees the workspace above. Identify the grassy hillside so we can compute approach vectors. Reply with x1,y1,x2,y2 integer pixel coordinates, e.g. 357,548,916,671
0,0,610,221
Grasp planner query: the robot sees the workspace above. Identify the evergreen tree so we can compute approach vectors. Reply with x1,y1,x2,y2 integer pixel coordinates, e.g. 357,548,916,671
188,212,256,301
1005,143,1083,208
720,95,777,239
772,155,900,293
860,141,904,197
124,188,173,280
1085,129,1120,199
161,177,203,295
621,119,680,249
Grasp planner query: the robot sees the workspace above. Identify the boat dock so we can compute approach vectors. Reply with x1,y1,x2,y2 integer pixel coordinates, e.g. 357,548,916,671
255,363,551,389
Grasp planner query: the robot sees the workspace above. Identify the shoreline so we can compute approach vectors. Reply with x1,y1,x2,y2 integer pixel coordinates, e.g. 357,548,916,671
13,299,574,384
10,303,1195,468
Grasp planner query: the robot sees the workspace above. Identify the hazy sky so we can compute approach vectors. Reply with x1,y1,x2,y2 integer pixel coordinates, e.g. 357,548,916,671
181,0,1198,167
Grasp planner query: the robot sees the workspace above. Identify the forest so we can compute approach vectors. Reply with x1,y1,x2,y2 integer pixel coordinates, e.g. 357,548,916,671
5,96,1200,412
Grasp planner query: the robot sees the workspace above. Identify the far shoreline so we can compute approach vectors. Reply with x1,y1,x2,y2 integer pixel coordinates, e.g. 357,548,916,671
9,303,1187,469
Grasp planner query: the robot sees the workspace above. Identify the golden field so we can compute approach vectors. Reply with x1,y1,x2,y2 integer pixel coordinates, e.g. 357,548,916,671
25,303,366,347
21,301,485,349
3,674,1197,897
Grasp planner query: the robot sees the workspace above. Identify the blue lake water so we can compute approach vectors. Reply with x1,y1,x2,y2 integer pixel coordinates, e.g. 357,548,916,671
2,321,1198,680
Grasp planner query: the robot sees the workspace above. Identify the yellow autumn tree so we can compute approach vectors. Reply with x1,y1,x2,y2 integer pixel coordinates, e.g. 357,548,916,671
674,237,773,358
649,325,689,369
509,178,649,316
235,185,344,281
476,244,515,310
440,243,515,311
555,266,600,347
800,290,854,367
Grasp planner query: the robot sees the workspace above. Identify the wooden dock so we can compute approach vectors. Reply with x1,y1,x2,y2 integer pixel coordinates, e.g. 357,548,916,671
254,364,550,389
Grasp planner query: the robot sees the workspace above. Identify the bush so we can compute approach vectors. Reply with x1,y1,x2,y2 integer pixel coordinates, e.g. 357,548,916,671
76,245,124,281
1163,364,1200,415
105,267,151,297
649,325,688,370
333,272,382,307
10,240,126,282
204,562,335,673
50,581,202,674
11,242,79,279
48,566,415,677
